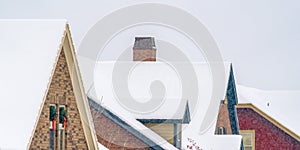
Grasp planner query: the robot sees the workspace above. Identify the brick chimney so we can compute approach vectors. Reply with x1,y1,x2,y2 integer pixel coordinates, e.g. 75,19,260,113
133,37,156,61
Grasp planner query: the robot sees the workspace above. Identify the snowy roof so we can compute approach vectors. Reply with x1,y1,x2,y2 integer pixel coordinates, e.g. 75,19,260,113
237,85,300,140
85,61,231,119
89,97,177,149
0,20,67,149
183,134,242,150
78,59,242,149
97,142,109,150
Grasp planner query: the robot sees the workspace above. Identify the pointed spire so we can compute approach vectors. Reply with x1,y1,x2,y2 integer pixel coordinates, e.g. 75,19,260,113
182,101,191,124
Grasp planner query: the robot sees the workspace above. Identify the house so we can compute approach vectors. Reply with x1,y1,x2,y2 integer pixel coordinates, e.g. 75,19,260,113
0,20,101,150
0,20,242,149
236,85,300,149
78,37,242,149
214,65,240,136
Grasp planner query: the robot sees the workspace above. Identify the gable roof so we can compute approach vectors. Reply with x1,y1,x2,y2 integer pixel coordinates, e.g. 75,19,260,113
237,85,300,141
0,20,98,150
83,61,231,120
78,59,242,149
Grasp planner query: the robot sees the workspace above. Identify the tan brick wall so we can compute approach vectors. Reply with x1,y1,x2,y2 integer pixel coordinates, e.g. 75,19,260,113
29,50,89,149
90,107,152,150
133,50,156,61
215,101,233,134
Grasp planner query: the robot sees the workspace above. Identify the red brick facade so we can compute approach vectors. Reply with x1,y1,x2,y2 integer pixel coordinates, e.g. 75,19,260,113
133,50,156,61
29,50,89,149
90,107,152,150
237,108,300,150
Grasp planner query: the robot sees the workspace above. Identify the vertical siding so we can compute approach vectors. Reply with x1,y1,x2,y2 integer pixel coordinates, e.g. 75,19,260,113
145,123,174,145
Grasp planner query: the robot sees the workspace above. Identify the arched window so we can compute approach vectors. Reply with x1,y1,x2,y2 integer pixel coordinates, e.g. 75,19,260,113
217,127,227,134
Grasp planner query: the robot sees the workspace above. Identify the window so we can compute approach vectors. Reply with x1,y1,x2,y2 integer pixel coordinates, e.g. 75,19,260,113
240,130,255,150
49,105,57,150
59,105,67,150
217,127,227,134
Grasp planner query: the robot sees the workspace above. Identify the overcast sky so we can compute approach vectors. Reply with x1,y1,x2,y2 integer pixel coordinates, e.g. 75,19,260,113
1,0,299,90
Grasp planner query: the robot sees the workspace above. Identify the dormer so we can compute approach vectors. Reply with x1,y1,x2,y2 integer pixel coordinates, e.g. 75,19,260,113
137,101,191,149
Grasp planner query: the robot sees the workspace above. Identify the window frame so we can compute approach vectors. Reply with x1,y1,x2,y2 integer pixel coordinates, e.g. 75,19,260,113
217,126,227,134
58,105,66,150
240,130,255,150
49,104,57,150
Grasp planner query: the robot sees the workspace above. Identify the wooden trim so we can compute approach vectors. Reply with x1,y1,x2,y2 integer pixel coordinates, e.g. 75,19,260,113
63,24,99,150
236,103,300,141
174,124,177,148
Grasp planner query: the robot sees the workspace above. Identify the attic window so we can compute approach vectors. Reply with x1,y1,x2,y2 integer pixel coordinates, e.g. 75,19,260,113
59,106,67,129
49,104,57,150
217,127,227,134
240,130,255,150
59,105,67,150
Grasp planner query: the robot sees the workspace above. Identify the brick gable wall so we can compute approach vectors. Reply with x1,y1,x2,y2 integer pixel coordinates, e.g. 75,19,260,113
90,107,152,150
29,50,89,149
215,102,233,134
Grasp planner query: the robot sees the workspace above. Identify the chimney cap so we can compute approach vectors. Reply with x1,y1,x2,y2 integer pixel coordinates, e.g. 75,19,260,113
133,37,156,50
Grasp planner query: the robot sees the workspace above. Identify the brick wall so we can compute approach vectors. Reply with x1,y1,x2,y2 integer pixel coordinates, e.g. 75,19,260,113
90,107,152,150
133,50,156,61
132,37,156,61
29,50,89,149
237,108,300,150
215,102,233,134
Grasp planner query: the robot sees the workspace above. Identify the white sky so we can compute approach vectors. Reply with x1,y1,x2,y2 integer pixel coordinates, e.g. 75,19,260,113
1,0,299,90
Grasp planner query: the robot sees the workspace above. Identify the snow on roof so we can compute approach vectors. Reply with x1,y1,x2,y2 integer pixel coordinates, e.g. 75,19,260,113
97,142,109,150
0,20,66,149
89,61,231,119
78,59,242,149
183,134,242,150
89,94,178,150
237,85,300,138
